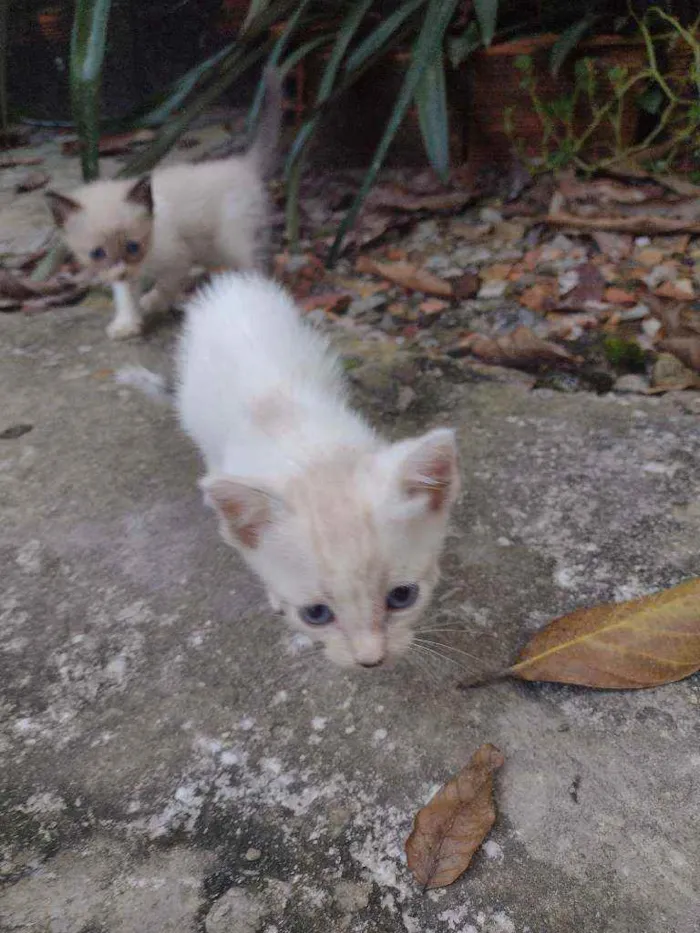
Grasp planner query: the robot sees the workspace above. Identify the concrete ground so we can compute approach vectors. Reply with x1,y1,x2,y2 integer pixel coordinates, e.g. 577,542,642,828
1,288,699,933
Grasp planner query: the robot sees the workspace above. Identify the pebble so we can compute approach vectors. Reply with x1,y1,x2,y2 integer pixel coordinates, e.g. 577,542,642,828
477,280,509,299
479,206,503,224
349,294,388,316
613,374,649,394
205,888,266,933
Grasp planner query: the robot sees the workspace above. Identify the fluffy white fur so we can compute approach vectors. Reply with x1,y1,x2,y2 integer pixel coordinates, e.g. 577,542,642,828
46,71,281,340
177,273,461,669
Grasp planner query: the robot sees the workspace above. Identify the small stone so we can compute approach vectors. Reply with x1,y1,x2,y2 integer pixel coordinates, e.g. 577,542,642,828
349,294,388,316
451,220,492,241
551,233,575,251
645,262,679,289
558,269,580,295
479,207,503,225
619,303,650,322
613,374,649,394
424,254,451,273
205,888,266,933
452,246,493,267
334,880,372,914
651,353,700,390
397,386,416,412
635,235,651,247
478,279,508,299
245,848,262,861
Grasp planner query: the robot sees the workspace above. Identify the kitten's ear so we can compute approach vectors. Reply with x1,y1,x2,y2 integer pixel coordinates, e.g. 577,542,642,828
392,428,460,513
46,191,82,227
200,475,284,549
126,175,154,214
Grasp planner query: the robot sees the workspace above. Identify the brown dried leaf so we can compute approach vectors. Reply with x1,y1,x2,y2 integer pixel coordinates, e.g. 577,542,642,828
449,326,576,369
509,578,700,688
299,292,351,315
591,231,634,261
0,156,44,168
15,170,50,193
61,129,156,158
560,262,605,308
659,337,700,372
361,259,452,298
519,281,558,313
452,272,480,299
369,186,472,213
405,744,504,890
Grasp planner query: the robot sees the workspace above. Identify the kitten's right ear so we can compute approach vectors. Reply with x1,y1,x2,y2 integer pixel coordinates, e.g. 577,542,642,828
45,191,82,227
200,475,283,550
126,175,154,214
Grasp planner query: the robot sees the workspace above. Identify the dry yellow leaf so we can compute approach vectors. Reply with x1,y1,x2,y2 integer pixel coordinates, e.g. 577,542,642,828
510,577,700,688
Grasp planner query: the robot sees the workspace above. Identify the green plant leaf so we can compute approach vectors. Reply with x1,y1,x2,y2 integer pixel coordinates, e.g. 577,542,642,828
344,0,427,72
118,41,270,179
70,0,114,181
550,13,597,76
447,20,480,68
414,54,450,180
0,0,9,131
328,0,460,265
247,0,315,131
474,0,498,47
286,0,374,173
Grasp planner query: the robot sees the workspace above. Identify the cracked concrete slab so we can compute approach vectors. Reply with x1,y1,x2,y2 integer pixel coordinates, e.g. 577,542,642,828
1,298,699,933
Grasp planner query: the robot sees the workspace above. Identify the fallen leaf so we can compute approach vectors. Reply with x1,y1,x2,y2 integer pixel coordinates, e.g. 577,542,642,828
659,337,700,372
61,129,156,157
604,287,638,306
452,272,480,299
635,248,665,268
649,353,700,392
545,210,700,236
15,170,51,193
654,279,695,301
405,744,504,890
369,186,472,213
361,259,452,298
481,263,513,282
0,269,88,312
560,262,605,308
502,578,700,689
299,292,351,315
451,221,492,241
0,156,44,168
0,423,33,440
419,298,449,318
519,281,558,313
448,326,576,369
592,231,634,261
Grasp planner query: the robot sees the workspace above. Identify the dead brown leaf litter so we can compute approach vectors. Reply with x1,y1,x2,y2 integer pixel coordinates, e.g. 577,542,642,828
405,744,504,890
460,577,700,691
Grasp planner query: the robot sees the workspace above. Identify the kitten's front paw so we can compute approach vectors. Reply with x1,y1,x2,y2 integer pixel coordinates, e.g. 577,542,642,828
140,290,170,315
107,318,143,340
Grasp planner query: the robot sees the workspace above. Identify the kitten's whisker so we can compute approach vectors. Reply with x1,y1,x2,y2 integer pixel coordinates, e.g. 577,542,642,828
414,637,485,667
411,641,466,670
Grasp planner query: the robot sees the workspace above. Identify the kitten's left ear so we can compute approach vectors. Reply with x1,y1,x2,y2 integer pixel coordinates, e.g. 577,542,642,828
126,175,154,214
392,428,460,513
200,475,285,550
45,191,82,227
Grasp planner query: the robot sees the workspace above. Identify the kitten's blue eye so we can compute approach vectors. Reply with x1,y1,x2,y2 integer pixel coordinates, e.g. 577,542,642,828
299,604,335,626
386,584,419,610
89,246,106,261
125,240,140,256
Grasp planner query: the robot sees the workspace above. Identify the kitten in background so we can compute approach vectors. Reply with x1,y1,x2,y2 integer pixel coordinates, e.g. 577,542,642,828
46,69,281,340
177,273,461,669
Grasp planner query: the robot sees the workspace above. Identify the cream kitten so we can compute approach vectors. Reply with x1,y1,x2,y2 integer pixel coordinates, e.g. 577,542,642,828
176,273,460,669
46,70,281,340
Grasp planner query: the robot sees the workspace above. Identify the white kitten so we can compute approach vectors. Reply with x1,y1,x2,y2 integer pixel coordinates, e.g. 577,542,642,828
176,273,460,669
46,70,281,340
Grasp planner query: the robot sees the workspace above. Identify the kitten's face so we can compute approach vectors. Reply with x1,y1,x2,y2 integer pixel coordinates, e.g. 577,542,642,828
202,429,460,669
46,177,154,284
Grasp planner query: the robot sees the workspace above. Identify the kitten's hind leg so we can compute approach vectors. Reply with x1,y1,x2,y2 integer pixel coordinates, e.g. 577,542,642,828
140,276,184,315
108,281,143,340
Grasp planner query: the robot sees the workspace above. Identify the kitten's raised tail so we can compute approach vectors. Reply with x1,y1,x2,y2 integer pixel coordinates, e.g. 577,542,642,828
247,67,283,178
115,365,174,406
